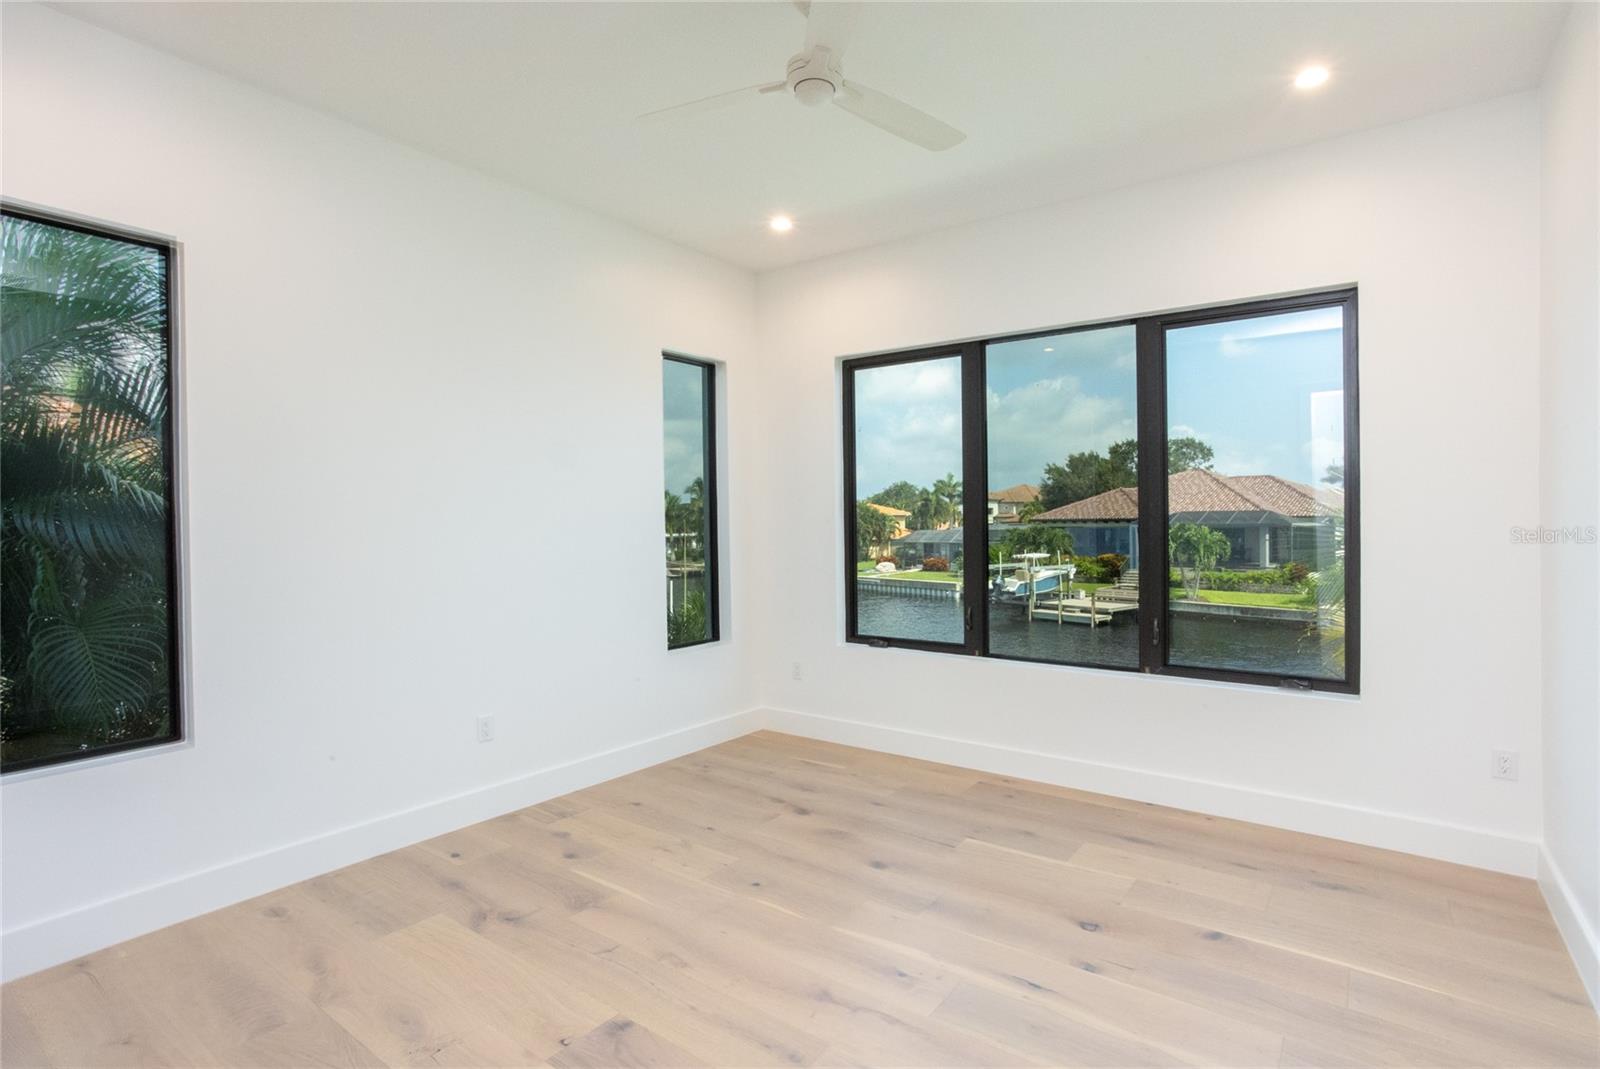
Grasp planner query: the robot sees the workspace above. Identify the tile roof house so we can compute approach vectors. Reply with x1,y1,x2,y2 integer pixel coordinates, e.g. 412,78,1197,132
1031,469,1343,570
865,502,912,539
986,483,1040,522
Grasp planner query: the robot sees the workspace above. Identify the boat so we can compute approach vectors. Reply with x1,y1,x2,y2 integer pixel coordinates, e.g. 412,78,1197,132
990,553,1077,603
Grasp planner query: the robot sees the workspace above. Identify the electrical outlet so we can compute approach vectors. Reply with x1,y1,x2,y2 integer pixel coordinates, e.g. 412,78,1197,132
1491,749,1519,781
476,715,495,743
792,661,804,681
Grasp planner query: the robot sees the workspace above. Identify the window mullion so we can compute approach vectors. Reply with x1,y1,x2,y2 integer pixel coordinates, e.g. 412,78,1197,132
1135,318,1168,672
960,342,989,656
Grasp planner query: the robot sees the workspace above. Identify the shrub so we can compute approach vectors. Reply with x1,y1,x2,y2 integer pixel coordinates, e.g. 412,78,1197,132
1283,561,1311,584
666,590,709,648
1167,567,1302,592
876,554,896,564
1096,553,1127,582
922,556,950,572
1071,555,1107,582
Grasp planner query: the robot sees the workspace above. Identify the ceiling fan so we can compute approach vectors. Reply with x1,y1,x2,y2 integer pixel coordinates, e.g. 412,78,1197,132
639,1,965,152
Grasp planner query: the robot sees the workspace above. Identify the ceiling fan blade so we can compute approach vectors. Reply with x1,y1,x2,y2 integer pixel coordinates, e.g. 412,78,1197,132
836,79,965,151
803,1,859,60
639,81,786,122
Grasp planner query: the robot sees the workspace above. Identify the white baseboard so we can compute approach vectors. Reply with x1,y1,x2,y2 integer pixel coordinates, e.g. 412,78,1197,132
0,707,764,983
1539,845,1600,1011
762,707,1542,878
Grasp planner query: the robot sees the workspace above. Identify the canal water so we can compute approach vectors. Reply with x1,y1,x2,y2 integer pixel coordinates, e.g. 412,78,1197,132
858,592,1335,679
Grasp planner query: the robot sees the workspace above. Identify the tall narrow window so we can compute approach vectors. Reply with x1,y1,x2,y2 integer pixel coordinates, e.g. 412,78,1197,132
987,324,1140,668
2,207,183,772
845,352,966,648
1162,301,1353,684
662,355,718,648
842,289,1357,693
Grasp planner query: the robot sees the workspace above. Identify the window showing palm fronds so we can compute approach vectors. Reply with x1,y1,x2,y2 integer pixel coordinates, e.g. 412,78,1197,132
1,210,180,772
662,356,718,649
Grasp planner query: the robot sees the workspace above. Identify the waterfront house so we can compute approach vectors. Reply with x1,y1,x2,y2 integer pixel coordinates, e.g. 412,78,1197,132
986,483,1040,522
1031,469,1342,570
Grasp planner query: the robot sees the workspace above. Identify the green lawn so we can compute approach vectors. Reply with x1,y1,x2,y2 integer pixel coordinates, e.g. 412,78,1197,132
1181,589,1316,609
862,568,961,583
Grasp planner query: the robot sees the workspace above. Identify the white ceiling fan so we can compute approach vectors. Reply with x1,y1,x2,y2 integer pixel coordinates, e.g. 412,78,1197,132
639,1,965,152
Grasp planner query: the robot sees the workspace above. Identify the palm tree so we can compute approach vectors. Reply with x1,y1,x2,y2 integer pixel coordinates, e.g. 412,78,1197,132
2,215,174,755
933,473,962,526
856,501,897,560
1168,522,1231,599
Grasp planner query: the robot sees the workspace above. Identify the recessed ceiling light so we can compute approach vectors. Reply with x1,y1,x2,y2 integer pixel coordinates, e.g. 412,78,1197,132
1043,347,1054,352
768,214,794,233
1294,65,1330,91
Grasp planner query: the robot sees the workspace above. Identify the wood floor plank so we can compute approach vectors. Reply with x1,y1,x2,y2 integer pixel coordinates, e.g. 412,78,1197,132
380,914,616,1049
930,981,1186,1067
4,731,1593,1068
213,887,544,1067
570,888,1037,1067
835,902,1286,1067
1346,971,1600,1067
1125,879,1598,1036
548,1016,706,1068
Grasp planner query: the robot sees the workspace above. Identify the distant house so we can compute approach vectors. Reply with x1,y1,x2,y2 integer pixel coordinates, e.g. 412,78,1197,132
987,483,1039,522
1031,469,1342,570
891,525,1019,567
865,502,911,539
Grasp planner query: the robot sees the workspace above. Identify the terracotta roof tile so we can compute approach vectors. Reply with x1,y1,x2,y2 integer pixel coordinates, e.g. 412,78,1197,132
987,483,1040,504
1032,471,1340,522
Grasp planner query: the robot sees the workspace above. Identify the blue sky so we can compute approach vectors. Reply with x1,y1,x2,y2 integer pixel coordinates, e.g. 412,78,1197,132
853,307,1344,498
662,359,708,497
1167,306,1345,486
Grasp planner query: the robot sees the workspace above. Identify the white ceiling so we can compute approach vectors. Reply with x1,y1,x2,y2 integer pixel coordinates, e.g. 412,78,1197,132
55,1,1569,271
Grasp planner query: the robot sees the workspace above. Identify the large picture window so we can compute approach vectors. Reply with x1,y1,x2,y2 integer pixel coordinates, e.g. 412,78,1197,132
843,289,1358,693
662,354,719,649
1,206,184,771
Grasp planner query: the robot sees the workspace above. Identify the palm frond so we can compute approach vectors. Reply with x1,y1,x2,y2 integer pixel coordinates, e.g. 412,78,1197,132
24,559,166,731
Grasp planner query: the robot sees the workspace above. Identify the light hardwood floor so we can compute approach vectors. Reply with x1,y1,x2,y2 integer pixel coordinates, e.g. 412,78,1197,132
3,731,1596,1068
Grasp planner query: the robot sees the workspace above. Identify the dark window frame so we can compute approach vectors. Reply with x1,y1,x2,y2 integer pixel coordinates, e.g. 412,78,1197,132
663,353,721,650
1,202,188,774
842,287,1360,695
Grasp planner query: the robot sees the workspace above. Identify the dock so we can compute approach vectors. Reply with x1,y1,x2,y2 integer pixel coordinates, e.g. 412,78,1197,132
1028,595,1139,626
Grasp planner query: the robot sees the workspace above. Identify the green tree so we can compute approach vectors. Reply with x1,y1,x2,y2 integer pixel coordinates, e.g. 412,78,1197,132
856,501,898,559
2,216,175,755
932,473,962,525
993,525,1075,563
1168,522,1231,598
1039,441,1135,510
1322,462,1344,487
1038,436,1214,510
908,487,940,530
869,480,923,513
1166,436,1215,473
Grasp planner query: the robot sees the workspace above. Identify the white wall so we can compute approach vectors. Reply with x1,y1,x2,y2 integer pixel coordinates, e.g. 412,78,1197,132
1538,1,1600,1006
0,4,761,981
755,95,1546,876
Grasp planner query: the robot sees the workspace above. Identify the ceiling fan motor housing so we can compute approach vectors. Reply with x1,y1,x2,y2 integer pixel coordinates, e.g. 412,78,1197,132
786,47,841,106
